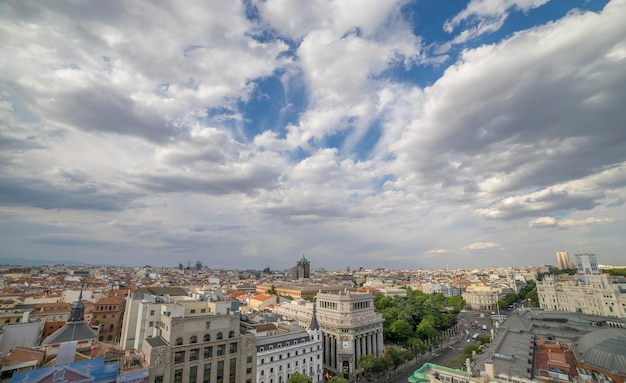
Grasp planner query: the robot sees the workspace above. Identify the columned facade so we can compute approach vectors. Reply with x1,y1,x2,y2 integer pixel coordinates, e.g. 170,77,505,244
274,291,383,382
316,290,383,381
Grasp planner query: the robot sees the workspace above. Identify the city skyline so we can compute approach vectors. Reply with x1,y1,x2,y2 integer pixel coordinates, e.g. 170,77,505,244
1,0,625,270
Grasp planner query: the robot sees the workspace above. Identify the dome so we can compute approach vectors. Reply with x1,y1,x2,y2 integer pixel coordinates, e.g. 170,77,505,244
576,328,626,375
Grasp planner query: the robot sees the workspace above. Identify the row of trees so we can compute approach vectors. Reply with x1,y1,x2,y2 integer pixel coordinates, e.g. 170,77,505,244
287,372,347,383
497,280,538,308
375,288,465,346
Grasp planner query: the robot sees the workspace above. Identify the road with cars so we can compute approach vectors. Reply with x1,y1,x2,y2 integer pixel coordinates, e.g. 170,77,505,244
387,310,505,383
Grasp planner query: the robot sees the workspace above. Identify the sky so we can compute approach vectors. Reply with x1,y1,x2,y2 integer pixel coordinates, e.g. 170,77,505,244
1,0,625,271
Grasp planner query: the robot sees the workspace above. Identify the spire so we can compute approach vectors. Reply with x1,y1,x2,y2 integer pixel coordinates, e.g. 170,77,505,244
68,287,86,323
309,304,320,330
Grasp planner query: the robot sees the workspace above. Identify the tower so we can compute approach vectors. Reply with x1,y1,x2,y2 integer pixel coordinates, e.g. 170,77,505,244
296,254,311,279
556,251,573,270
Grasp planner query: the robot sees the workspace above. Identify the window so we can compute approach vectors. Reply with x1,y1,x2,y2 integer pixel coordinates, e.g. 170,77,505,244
216,332,223,340
190,366,198,383
229,343,237,353
246,356,252,363
246,367,252,375
206,321,211,329
204,334,211,342
229,358,236,383
191,335,198,344
190,349,199,361
204,346,213,358
107,335,113,341
175,337,183,346
174,369,183,383
217,345,225,356
217,361,224,383
203,363,211,383
228,331,235,338
191,309,196,314
155,376,163,383
201,308,206,313
174,351,185,364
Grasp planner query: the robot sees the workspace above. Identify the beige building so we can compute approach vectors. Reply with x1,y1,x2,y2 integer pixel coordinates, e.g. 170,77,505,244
141,312,256,383
537,273,626,319
462,285,503,311
274,290,383,381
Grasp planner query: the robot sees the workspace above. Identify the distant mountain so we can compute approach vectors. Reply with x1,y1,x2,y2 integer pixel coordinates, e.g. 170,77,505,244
0,257,84,266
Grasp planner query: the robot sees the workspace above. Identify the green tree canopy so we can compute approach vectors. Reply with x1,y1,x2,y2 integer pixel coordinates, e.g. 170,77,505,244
390,319,413,343
288,372,312,383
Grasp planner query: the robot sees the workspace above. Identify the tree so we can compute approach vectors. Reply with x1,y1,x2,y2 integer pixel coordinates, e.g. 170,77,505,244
266,285,277,295
390,319,413,343
288,372,312,383
407,337,428,360
329,377,348,383
526,287,539,307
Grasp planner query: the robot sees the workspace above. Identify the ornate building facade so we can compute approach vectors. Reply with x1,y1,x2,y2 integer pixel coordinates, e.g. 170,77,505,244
274,290,383,381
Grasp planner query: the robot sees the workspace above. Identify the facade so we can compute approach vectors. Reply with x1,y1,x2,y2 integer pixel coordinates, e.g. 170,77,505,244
462,285,503,311
274,290,384,381
141,312,256,383
537,273,626,318
120,287,191,351
556,251,573,270
253,313,323,383
93,295,126,344
575,252,600,275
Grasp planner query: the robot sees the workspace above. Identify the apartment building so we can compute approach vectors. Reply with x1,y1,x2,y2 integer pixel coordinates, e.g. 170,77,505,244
141,312,256,383
251,309,324,383
93,295,126,344
121,287,234,352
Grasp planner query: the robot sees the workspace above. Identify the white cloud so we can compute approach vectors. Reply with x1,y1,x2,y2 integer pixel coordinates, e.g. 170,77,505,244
443,0,550,44
463,242,501,250
528,216,558,228
423,249,451,257
530,216,616,228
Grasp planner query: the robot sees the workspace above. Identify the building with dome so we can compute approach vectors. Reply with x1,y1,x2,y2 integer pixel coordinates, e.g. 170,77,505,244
575,328,626,382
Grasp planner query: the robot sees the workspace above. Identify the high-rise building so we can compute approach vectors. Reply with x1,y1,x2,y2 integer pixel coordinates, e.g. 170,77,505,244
556,251,573,270
575,252,600,275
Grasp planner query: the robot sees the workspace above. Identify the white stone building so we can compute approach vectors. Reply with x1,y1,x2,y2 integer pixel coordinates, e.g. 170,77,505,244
537,273,626,319
252,310,324,383
274,290,383,381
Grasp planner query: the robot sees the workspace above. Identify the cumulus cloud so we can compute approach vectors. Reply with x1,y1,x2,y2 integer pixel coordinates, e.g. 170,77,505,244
1,1,625,269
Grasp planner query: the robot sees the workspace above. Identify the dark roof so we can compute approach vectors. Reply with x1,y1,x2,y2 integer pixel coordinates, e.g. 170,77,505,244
41,322,97,345
309,305,320,330
145,336,169,348
575,328,626,374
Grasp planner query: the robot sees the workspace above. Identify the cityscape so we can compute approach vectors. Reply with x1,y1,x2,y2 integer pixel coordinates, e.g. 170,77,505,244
1,0,625,382
0,251,625,383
